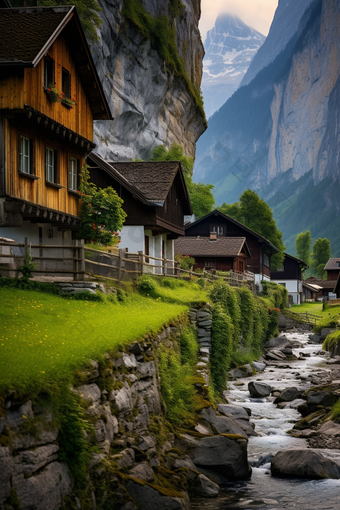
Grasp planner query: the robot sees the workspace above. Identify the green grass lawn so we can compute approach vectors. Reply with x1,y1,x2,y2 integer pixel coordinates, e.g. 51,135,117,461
291,302,340,330
0,288,188,392
291,302,323,315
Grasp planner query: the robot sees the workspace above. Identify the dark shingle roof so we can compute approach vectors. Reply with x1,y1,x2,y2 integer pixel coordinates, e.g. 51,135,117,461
111,162,180,203
0,7,71,65
174,236,249,257
324,258,340,271
304,278,335,290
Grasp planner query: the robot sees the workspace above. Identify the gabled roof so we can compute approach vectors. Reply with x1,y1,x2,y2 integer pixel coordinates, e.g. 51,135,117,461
0,6,112,120
174,236,251,258
87,153,193,214
304,277,335,290
185,209,279,252
303,282,322,292
284,252,308,269
324,258,340,271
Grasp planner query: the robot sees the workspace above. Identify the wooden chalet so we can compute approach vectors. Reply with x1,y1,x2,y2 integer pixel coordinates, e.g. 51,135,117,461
302,281,322,301
174,235,251,272
0,6,111,246
304,277,336,301
87,153,192,269
270,253,307,305
324,258,340,281
184,210,278,283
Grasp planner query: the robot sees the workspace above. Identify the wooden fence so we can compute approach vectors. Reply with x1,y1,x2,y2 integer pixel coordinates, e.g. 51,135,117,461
0,239,256,290
283,309,322,327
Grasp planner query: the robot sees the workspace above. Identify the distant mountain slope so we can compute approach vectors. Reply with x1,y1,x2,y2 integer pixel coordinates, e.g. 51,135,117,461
194,0,340,256
202,13,265,118
241,0,315,87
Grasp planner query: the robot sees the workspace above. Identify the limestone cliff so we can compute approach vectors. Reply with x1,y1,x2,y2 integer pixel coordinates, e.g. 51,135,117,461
91,0,206,161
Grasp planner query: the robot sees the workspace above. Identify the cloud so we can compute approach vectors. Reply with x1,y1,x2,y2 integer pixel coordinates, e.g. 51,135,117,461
200,0,278,41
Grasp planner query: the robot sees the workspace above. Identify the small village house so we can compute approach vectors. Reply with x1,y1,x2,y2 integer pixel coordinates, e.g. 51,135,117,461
184,210,278,284
0,6,111,249
323,258,340,282
304,276,336,301
302,281,323,302
174,235,251,273
270,253,307,305
86,153,192,272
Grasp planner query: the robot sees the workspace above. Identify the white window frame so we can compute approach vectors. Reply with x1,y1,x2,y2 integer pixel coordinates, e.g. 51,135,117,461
45,147,55,183
211,226,224,235
68,158,78,191
263,254,270,268
19,136,31,174
205,259,216,269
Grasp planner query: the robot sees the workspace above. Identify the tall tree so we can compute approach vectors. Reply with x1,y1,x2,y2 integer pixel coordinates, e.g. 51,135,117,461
150,144,215,219
219,190,286,270
312,238,331,278
295,231,312,266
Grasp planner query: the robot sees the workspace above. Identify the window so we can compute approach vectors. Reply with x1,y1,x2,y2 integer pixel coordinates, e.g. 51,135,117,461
263,254,270,267
62,68,71,98
68,158,79,191
44,57,54,89
205,259,216,269
19,135,32,174
211,226,224,235
45,147,56,182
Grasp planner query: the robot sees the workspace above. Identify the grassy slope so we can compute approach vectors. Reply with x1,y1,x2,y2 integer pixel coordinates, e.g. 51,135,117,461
0,288,190,391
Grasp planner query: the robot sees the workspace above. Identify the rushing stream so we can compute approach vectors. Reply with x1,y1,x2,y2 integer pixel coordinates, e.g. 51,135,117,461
191,331,340,510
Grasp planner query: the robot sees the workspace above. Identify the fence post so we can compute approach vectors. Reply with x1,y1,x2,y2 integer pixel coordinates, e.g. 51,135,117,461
138,251,143,276
79,239,85,281
24,237,29,259
118,249,123,283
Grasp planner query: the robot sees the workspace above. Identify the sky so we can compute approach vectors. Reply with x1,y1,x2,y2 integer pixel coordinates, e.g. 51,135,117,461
199,0,279,41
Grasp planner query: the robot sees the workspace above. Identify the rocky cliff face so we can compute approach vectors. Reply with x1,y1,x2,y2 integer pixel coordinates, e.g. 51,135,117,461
202,13,265,118
194,0,340,255
241,0,315,87
91,0,206,161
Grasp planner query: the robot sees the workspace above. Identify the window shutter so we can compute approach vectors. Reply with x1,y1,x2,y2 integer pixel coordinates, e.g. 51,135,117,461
30,137,34,175
17,135,21,172
54,149,58,183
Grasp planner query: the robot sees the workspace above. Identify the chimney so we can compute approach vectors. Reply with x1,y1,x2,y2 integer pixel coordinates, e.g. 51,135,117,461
210,233,217,241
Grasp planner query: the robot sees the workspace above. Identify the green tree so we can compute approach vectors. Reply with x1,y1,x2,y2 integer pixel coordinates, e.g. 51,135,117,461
312,238,331,278
295,231,312,266
12,0,102,41
219,189,285,270
150,144,215,219
78,166,127,245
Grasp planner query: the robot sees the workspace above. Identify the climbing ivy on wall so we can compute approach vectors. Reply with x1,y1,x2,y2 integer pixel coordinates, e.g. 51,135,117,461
121,0,206,124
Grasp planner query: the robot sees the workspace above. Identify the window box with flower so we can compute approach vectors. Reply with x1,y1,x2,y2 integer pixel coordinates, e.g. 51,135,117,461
44,84,76,108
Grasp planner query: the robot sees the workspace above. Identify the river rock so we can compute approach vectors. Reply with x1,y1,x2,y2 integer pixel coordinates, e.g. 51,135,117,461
265,350,286,361
271,450,340,479
129,461,154,482
229,364,253,379
252,361,266,372
248,382,272,398
199,407,247,438
124,481,190,510
217,404,250,420
274,387,303,403
318,421,340,436
306,388,339,408
308,334,322,343
177,433,251,480
194,474,220,498
264,336,289,350
321,328,336,340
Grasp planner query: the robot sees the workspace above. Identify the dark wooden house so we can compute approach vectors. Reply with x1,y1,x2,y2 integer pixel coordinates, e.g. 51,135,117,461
184,210,278,283
270,253,307,305
174,235,251,272
324,258,340,281
87,153,192,268
0,6,111,246
304,277,336,301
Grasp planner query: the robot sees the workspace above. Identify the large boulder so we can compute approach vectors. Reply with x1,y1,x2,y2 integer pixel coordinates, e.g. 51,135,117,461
306,387,340,409
177,433,251,480
199,407,247,438
124,481,189,510
265,350,286,361
271,450,340,479
248,382,272,398
194,474,220,498
318,421,340,436
274,387,303,404
264,336,289,350
252,361,266,372
229,364,253,379
217,405,256,437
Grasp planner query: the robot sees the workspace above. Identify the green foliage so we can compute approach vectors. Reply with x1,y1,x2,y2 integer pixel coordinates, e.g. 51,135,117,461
179,327,198,366
314,316,339,333
175,254,195,271
219,190,286,270
19,253,35,282
137,274,208,305
0,288,187,392
332,398,340,423
12,0,102,42
266,309,279,341
0,277,59,294
137,274,158,297
72,290,106,302
186,181,215,219
209,281,274,396
210,305,233,396
121,1,206,123
261,280,288,309
311,238,331,277
295,231,312,266
78,166,126,245
157,343,195,424
323,330,340,352
149,144,215,218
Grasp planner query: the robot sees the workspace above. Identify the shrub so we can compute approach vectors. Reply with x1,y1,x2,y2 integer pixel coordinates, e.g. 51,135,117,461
137,274,157,296
314,317,339,333
210,305,233,396
323,330,340,352
72,290,105,302
180,327,198,366
261,281,288,309
175,254,195,271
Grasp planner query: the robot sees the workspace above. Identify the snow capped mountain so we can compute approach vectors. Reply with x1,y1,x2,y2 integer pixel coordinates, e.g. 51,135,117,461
202,13,265,118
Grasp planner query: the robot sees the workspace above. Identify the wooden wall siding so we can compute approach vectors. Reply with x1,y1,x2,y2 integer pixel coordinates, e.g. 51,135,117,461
327,270,339,281
271,257,300,280
0,35,93,141
5,119,83,216
156,175,185,228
